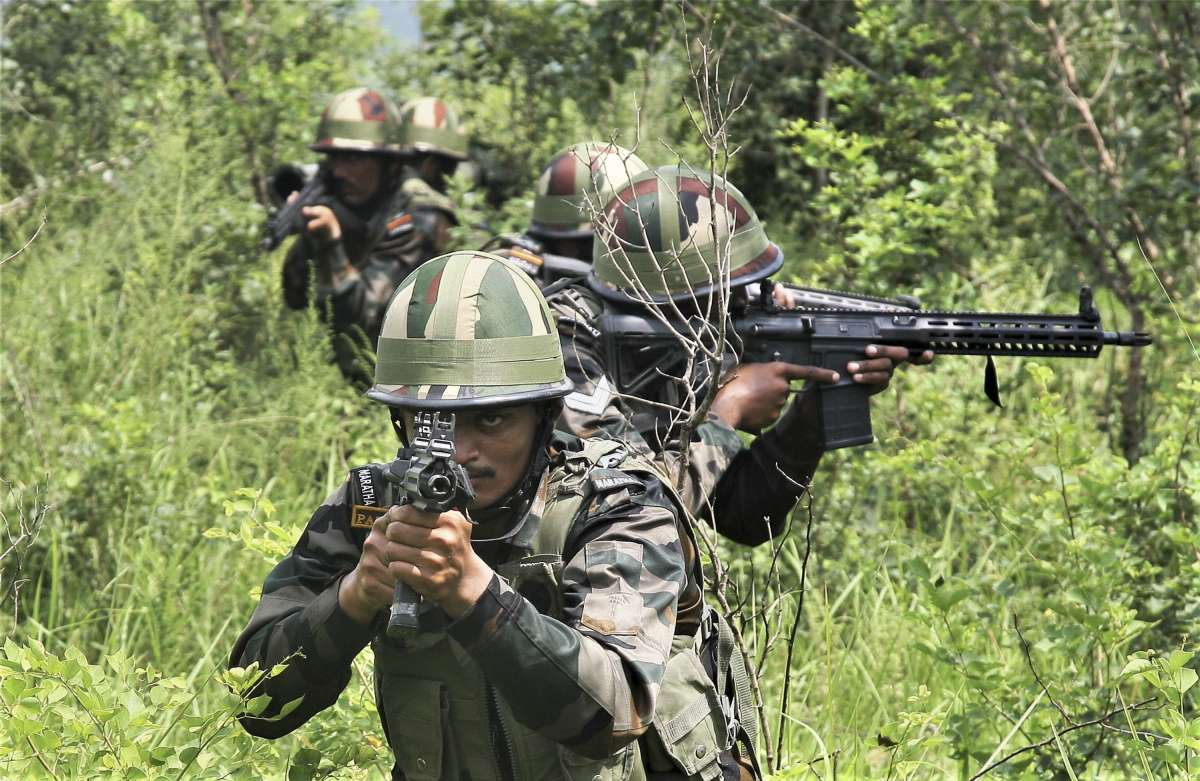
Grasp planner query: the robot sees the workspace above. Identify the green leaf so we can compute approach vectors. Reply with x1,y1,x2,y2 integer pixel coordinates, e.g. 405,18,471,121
1174,667,1198,696
1119,658,1154,680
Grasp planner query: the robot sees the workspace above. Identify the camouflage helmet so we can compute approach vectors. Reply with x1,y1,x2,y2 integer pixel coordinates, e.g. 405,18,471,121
309,87,403,156
396,97,469,161
588,165,783,304
529,142,650,240
367,252,573,409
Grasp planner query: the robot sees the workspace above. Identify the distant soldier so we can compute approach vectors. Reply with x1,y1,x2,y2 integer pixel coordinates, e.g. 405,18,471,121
280,88,444,387
394,96,468,260
549,165,933,542
489,142,649,287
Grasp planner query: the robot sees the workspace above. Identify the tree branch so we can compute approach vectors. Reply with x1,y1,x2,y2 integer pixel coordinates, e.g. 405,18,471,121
968,698,1158,780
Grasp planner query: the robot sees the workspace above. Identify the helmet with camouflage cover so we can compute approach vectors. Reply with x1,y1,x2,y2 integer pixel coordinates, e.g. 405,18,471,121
588,165,783,304
368,252,573,409
309,87,403,156
396,97,469,161
529,142,650,240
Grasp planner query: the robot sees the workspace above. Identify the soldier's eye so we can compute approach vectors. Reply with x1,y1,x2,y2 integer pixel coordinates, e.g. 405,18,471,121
478,412,506,429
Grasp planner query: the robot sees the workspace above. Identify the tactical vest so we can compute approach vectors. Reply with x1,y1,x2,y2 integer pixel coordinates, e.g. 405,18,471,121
352,439,756,781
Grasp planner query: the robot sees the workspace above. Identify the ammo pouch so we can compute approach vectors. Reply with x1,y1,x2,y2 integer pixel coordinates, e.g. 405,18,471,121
640,606,762,781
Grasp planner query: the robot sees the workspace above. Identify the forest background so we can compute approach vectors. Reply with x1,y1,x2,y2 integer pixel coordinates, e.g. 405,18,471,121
1,0,1197,778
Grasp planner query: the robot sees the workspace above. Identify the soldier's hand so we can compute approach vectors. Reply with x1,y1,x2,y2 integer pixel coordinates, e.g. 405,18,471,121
380,504,493,619
772,285,800,310
301,204,342,242
711,361,840,433
848,345,935,396
339,515,402,625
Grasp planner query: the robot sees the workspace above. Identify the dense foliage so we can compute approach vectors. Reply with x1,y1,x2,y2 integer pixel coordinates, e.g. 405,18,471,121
2,1,1196,778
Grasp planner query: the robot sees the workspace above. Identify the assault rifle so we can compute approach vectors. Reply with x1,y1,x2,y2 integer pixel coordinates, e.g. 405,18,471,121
382,410,475,637
602,283,1152,450
261,163,325,251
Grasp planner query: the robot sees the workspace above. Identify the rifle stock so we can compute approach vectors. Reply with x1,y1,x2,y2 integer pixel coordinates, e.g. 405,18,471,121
602,285,1152,450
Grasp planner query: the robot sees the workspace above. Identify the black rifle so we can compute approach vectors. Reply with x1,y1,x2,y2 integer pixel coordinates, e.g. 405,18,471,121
602,284,1152,450
261,163,326,251
381,410,475,637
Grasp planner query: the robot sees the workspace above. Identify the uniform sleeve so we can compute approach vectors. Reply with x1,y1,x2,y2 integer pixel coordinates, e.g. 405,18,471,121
446,479,685,759
704,390,824,546
228,483,376,738
320,248,411,345
281,235,317,310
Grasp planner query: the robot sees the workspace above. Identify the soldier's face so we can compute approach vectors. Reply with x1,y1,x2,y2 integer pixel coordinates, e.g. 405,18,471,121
327,152,383,205
402,405,541,510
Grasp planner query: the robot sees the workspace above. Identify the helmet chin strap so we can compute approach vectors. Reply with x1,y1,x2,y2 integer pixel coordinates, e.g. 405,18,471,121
386,402,563,543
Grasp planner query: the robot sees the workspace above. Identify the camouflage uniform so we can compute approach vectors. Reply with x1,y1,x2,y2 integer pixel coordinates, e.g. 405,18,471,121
551,166,824,545
232,253,692,780
281,88,450,386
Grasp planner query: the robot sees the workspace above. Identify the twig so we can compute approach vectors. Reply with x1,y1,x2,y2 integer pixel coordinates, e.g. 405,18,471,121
967,698,1158,780
775,486,815,762
756,1,887,84
1,210,47,267
1136,236,1200,366
1013,614,1075,725
0,143,145,218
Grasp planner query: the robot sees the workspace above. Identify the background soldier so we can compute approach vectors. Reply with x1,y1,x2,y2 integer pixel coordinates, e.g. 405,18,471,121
394,96,467,260
279,87,435,387
549,165,933,543
490,141,649,287
231,252,693,779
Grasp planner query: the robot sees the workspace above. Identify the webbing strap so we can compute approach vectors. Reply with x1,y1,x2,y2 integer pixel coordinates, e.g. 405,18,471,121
658,692,715,745
724,618,758,748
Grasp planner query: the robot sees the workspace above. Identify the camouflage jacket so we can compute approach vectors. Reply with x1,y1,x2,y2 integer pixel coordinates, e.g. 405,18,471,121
546,283,823,546
229,435,686,763
280,179,451,385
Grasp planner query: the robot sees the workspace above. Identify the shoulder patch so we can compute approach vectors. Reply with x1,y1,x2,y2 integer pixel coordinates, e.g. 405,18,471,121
565,375,614,416
386,212,415,236
350,504,386,529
